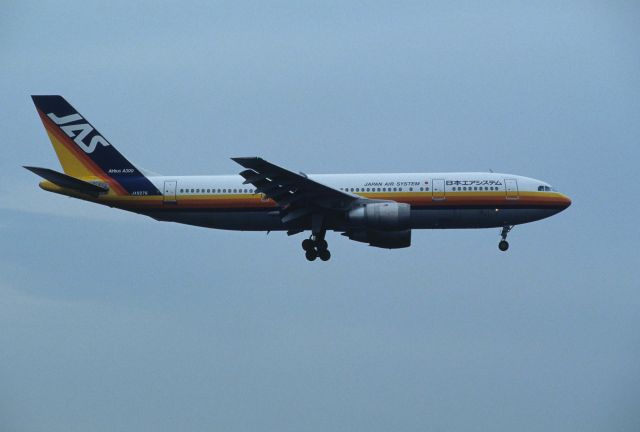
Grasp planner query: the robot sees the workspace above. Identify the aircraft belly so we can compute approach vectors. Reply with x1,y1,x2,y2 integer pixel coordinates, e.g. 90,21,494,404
146,210,286,231
144,207,561,231
410,207,561,229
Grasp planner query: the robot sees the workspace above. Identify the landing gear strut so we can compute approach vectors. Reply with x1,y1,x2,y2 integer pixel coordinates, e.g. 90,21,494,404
302,233,331,261
498,225,513,252
301,213,331,261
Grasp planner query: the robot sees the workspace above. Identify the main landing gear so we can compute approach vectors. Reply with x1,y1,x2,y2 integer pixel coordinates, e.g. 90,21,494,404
302,235,331,261
303,213,331,261
498,225,513,252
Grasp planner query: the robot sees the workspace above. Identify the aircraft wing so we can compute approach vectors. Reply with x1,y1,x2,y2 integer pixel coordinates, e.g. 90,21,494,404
232,157,363,231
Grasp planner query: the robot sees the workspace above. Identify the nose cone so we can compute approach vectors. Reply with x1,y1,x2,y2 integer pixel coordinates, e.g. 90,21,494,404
558,194,572,210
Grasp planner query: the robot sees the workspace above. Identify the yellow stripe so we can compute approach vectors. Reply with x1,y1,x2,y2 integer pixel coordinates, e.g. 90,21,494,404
46,130,97,178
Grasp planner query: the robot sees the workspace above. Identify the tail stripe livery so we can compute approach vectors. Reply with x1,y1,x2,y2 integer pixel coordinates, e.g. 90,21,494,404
36,109,129,195
31,96,160,196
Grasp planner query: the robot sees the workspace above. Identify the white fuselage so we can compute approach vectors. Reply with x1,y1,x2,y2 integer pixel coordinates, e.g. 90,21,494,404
125,172,570,231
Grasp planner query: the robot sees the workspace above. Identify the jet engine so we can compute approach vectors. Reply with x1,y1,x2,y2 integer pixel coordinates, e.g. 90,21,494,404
345,202,411,248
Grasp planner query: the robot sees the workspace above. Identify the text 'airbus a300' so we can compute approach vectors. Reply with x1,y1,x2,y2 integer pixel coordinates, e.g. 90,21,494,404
26,96,571,261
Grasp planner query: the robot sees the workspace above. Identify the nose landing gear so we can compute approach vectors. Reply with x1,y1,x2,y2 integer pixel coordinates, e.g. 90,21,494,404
302,234,331,261
498,225,513,251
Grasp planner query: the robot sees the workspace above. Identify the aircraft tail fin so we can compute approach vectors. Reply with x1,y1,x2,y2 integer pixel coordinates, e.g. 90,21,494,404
30,95,160,196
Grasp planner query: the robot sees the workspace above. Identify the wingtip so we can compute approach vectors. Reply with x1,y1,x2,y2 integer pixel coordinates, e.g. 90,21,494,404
231,157,263,167
23,165,43,175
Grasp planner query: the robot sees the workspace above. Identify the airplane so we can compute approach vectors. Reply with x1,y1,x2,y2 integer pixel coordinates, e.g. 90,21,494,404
25,95,571,261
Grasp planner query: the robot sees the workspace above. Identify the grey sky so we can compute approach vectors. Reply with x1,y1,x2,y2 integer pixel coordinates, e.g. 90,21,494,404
2,1,639,431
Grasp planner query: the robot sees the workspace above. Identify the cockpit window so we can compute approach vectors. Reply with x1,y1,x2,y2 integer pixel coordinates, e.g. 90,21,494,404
538,185,553,192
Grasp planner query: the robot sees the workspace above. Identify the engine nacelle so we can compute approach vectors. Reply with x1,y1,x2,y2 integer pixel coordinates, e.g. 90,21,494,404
346,202,411,248
347,202,410,231
345,228,411,249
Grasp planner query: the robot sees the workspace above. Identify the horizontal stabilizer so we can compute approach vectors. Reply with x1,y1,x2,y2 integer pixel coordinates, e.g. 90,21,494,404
24,166,109,196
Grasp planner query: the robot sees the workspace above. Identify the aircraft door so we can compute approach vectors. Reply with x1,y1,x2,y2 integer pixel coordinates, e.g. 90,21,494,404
504,179,519,199
432,179,446,200
163,180,177,203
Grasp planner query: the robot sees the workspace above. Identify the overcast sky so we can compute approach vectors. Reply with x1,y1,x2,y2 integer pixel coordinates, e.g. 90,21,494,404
2,1,639,431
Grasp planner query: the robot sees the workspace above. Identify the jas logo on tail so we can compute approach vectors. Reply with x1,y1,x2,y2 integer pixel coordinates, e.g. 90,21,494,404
47,112,111,154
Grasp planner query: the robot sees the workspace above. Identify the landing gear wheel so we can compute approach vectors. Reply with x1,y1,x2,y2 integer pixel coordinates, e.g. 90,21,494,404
305,249,318,261
318,249,331,261
302,239,314,251
498,225,513,252
316,239,328,251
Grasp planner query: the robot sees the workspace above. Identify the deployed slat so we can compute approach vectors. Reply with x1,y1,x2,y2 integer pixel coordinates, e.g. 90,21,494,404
269,189,292,200
240,171,273,184
255,183,281,195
